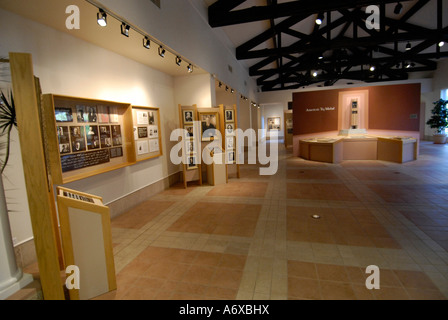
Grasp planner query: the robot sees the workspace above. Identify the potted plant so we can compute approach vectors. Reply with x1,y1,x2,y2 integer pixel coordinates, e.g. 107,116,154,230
426,99,448,144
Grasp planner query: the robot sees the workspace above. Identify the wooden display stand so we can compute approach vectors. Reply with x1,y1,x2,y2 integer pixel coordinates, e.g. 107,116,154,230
132,106,163,162
56,187,116,300
42,94,136,184
221,104,240,179
284,110,293,148
178,104,202,188
205,146,227,186
10,52,65,300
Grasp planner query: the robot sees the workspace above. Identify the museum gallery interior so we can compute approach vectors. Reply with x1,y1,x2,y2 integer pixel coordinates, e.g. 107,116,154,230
0,0,448,302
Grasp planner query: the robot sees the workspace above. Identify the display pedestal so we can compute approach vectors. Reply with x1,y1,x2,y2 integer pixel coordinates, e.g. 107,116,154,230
205,147,227,186
339,129,367,136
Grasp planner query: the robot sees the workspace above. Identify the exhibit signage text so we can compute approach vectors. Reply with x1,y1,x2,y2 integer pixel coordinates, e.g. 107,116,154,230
306,107,336,112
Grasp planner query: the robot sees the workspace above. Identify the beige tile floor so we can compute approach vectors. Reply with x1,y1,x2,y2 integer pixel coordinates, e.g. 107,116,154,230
92,141,447,300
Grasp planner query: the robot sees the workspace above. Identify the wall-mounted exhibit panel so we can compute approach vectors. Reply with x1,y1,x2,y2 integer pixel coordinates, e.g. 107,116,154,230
293,84,421,136
132,106,163,162
43,94,136,184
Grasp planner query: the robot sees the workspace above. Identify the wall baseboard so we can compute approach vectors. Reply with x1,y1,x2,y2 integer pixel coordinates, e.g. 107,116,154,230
107,171,182,219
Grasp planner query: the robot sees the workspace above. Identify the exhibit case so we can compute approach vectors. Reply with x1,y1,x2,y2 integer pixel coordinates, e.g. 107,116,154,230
42,94,136,184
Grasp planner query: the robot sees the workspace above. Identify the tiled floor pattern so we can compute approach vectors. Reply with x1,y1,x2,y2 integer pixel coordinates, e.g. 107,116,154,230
93,141,448,300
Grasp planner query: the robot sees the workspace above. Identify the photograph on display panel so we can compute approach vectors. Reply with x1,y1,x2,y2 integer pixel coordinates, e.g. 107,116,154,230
183,110,194,124
200,113,219,141
184,125,194,139
99,125,112,148
225,110,234,122
70,126,86,152
55,108,73,122
86,125,100,150
57,126,71,154
187,153,198,170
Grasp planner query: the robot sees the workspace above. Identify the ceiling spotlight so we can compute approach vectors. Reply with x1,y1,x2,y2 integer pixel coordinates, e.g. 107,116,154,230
187,64,193,73
97,9,107,27
370,65,376,72
405,62,411,68
394,2,403,15
143,36,150,49
439,41,445,47
315,13,324,25
225,86,229,91
406,42,411,51
158,46,165,58
121,23,130,37
218,82,222,88
176,56,182,66
312,71,318,77
318,54,324,60
231,89,234,94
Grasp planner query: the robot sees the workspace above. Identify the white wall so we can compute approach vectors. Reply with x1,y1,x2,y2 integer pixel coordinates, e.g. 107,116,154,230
0,8,182,245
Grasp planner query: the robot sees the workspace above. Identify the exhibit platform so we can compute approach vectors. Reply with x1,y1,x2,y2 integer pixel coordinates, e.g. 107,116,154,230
299,132,418,164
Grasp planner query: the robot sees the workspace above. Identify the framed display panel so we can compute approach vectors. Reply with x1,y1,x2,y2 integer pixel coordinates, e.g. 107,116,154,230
178,104,202,188
267,117,281,131
56,186,116,300
198,110,220,142
42,94,136,184
221,104,240,179
132,106,163,162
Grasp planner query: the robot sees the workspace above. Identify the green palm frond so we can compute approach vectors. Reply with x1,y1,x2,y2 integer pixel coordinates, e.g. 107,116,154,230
0,90,17,174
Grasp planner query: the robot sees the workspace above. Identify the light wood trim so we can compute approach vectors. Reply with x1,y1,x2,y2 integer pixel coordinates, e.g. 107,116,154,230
42,94,64,184
9,52,65,300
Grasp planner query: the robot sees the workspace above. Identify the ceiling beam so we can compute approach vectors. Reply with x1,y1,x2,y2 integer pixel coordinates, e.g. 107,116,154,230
209,0,414,27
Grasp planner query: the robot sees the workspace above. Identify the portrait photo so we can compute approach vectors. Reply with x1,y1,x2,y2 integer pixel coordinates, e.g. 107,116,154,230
200,113,218,141
225,110,234,122
183,110,194,124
